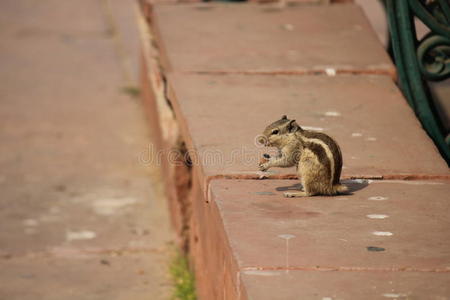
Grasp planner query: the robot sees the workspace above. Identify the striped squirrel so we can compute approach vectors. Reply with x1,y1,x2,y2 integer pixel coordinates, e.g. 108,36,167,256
258,115,348,197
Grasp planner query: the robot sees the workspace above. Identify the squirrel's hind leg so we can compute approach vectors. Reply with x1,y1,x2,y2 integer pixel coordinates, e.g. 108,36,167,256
283,161,311,197
284,191,307,198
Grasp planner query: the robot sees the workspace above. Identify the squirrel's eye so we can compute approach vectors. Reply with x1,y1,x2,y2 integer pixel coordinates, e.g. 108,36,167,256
271,129,279,135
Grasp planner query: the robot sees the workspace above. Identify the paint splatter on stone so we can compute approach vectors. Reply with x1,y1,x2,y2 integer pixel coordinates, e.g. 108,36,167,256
278,234,295,240
368,196,388,201
383,293,407,298
367,246,386,252
372,231,393,236
325,68,336,76
367,214,389,219
349,179,370,184
324,111,341,117
351,132,363,137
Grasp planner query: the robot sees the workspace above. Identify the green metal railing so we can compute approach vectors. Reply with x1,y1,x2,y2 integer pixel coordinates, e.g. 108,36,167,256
386,0,450,164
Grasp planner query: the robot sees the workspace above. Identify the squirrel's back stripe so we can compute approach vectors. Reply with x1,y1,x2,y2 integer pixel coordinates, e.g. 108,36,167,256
300,131,342,185
305,140,332,182
300,136,334,186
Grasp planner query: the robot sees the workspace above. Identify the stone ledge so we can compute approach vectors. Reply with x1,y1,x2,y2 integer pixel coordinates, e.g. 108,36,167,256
166,73,449,191
208,179,450,299
150,2,395,76
241,270,450,300
140,0,349,5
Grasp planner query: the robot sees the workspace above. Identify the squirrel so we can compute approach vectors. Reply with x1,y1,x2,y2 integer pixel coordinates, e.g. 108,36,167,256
258,115,348,197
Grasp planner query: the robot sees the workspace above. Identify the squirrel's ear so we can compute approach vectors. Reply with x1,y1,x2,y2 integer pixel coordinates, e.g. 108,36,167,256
288,120,299,132
281,115,287,120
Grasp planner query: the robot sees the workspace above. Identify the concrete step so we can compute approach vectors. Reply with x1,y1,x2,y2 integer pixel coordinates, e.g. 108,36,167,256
207,179,450,299
166,73,448,185
150,2,395,76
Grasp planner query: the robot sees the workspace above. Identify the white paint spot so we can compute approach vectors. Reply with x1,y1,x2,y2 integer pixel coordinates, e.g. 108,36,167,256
324,111,341,117
325,68,336,76
367,214,389,219
243,270,281,276
302,126,324,131
368,196,388,201
351,132,363,137
66,230,97,242
348,179,369,184
278,234,295,240
282,24,294,31
373,231,393,236
366,137,377,141
383,293,407,298
351,156,358,160
23,219,38,226
92,197,137,215
322,297,333,300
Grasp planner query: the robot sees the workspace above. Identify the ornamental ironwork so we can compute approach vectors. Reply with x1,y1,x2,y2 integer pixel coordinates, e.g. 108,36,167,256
386,0,450,163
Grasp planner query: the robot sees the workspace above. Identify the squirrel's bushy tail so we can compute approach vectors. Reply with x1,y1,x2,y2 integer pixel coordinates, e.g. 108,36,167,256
332,184,348,195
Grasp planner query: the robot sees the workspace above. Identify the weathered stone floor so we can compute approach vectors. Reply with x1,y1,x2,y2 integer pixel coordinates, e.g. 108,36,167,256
0,1,173,299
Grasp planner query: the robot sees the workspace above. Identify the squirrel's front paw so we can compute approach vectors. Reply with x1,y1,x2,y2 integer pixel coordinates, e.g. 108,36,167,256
259,154,271,171
259,162,270,172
